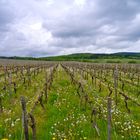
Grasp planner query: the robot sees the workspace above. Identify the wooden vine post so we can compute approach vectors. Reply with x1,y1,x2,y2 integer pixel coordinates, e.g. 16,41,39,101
4,66,7,84
94,69,96,87
28,113,36,140
0,97,3,113
107,97,112,140
21,96,29,140
114,65,118,106
91,108,100,136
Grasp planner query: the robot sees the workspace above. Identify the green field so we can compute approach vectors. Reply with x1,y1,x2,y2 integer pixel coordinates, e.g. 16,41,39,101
0,61,140,140
1,52,140,64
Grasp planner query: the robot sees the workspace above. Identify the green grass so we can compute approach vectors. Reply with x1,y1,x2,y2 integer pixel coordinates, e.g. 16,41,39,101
0,64,140,140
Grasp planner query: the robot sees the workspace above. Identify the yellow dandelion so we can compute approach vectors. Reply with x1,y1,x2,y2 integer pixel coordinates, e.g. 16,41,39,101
1,138,8,140
52,137,56,140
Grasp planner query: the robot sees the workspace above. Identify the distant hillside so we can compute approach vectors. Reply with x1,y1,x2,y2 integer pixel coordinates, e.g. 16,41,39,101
0,52,140,62
39,52,140,61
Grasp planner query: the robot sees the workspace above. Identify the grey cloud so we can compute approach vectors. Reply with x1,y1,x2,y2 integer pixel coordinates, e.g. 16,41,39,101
0,1,15,31
0,0,140,57
95,0,140,21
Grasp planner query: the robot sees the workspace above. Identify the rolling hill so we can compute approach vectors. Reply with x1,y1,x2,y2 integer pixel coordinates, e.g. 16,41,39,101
0,52,140,62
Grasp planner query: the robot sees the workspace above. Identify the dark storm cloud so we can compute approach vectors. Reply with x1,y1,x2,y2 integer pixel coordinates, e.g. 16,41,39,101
0,0,140,56
0,1,15,32
96,0,140,19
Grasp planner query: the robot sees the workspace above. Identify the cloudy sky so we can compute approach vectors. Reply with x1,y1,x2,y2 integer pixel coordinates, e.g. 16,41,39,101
0,0,140,57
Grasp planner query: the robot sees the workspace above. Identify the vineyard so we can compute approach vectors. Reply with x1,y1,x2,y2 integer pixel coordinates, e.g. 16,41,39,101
0,60,140,140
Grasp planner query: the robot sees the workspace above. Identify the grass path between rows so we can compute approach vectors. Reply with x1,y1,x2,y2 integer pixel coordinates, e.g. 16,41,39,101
33,65,97,140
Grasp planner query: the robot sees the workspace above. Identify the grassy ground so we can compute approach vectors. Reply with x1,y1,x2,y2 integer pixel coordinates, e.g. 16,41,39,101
0,70,46,139
77,58,140,63
0,64,140,140
29,65,140,140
